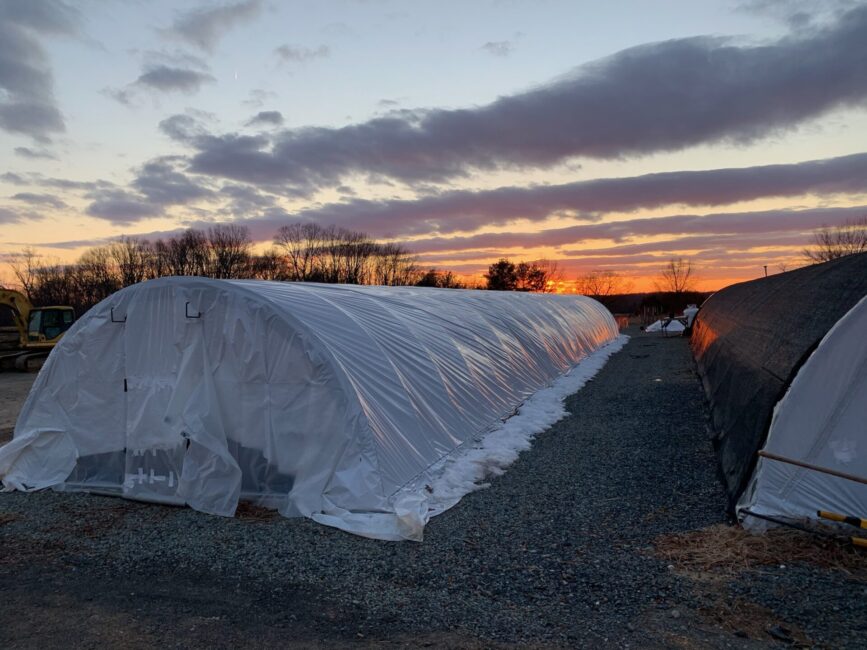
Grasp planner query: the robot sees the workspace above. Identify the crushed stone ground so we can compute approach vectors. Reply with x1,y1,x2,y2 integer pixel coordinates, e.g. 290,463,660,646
1,328,864,648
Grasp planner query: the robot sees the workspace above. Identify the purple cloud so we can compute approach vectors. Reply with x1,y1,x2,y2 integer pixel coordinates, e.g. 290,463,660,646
245,111,284,127
263,152,867,237
10,192,66,209
405,205,867,253
166,0,262,53
0,0,78,140
169,7,867,192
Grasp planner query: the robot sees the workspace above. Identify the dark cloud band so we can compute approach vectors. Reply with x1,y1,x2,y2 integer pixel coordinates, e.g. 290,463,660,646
269,152,867,237
172,7,867,191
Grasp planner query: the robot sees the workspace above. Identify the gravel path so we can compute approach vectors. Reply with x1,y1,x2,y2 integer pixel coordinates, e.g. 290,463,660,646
0,372,35,442
0,329,863,648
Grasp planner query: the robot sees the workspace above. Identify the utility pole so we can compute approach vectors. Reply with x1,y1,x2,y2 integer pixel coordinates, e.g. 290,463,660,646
763,265,768,277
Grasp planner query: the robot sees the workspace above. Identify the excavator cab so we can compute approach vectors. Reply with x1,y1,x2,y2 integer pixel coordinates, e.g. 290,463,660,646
27,307,75,344
0,290,75,370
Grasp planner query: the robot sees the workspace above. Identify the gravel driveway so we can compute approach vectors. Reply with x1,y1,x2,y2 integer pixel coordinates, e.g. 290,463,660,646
0,329,863,648
0,372,35,443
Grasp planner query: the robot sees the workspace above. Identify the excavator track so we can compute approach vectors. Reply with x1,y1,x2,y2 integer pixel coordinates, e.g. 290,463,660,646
0,350,47,372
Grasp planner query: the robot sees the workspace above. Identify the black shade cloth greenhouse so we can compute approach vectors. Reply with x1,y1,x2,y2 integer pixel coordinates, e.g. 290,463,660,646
692,252,867,506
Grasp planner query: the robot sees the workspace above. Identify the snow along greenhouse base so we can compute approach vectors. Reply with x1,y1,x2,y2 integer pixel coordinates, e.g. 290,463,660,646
0,278,622,541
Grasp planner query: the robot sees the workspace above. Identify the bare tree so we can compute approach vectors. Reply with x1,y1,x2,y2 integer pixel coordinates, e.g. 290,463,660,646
657,258,694,294
335,229,377,284
803,217,867,263
109,236,153,286
370,242,419,286
274,223,323,281
274,222,421,285
576,270,632,299
208,224,252,279
251,248,289,280
74,247,121,307
161,229,211,276
8,247,41,299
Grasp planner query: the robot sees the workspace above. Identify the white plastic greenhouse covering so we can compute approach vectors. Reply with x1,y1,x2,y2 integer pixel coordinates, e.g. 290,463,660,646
0,278,621,540
738,294,867,530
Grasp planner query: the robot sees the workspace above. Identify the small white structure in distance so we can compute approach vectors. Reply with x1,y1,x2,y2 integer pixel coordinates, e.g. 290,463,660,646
683,304,699,327
0,278,623,541
644,318,685,335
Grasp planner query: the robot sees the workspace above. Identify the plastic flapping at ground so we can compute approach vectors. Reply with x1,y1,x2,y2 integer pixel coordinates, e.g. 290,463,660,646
0,278,621,540
692,252,867,509
738,294,867,531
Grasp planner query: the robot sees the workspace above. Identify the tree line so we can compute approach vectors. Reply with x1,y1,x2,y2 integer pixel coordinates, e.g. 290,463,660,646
17,213,859,318
803,216,867,263
7,224,466,315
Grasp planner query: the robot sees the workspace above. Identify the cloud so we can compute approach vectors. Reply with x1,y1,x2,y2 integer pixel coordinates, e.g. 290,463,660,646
0,203,45,224
131,157,214,205
106,53,215,104
481,40,515,57
219,183,278,215
159,113,210,143
274,44,330,64
242,88,277,108
405,205,867,254
173,7,867,192
85,189,162,223
0,170,113,191
13,146,56,160
0,172,27,185
135,65,215,93
10,192,66,209
0,0,80,34
0,0,78,140
0,206,24,224
256,152,867,237
166,0,262,53
56,204,863,281
405,205,867,280
181,131,294,190
83,157,213,224
245,110,284,127
35,175,110,191
735,0,855,28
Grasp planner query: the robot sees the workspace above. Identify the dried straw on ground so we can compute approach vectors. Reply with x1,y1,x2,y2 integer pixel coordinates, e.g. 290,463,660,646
654,524,867,578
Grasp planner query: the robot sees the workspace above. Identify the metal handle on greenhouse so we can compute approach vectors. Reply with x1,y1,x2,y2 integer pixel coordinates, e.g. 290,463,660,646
185,302,201,319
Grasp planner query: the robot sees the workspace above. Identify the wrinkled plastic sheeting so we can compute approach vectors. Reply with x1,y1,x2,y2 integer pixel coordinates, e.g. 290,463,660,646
0,278,620,540
692,252,867,506
0,429,77,491
739,295,867,530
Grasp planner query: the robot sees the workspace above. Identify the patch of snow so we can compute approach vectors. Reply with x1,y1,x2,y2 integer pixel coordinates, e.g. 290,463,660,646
391,334,629,536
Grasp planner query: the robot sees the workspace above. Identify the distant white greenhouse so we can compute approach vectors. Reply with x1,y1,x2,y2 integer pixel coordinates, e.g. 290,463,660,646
644,318,685,334
0,278,621,540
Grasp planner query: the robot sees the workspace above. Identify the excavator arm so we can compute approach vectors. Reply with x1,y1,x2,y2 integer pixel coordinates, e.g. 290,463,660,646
0,289,33,348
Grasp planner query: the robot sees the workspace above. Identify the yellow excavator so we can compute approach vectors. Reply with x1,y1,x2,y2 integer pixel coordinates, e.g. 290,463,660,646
0,289,75,371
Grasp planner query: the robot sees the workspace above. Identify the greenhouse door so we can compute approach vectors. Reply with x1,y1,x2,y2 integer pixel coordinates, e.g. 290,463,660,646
121,289,241,514
120,290,203,504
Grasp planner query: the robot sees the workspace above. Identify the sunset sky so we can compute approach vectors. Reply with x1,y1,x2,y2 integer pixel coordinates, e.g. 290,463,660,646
1,0,866,291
